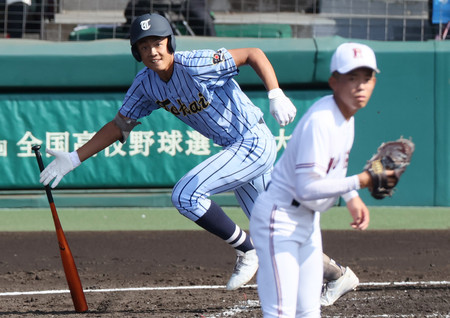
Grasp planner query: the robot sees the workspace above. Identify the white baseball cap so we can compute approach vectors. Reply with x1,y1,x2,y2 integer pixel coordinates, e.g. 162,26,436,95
330,42,380,74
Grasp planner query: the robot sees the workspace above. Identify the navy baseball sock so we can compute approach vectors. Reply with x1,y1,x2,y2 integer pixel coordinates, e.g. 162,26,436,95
323,254,344,281
195,200,254,253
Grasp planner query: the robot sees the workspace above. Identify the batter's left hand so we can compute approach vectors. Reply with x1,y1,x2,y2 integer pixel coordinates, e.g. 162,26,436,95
346,196,370,230
268,88,297,127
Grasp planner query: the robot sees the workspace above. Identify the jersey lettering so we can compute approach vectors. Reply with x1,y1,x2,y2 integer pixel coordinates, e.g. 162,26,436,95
327,151,350,174
157,99,181,116
326,158,335,174
326,156,341,174
157,93,210,118
189,101,202,113
344,151,350,168
170,105,181,116
156,99,171,111
177,99,191,116
198,93,210,109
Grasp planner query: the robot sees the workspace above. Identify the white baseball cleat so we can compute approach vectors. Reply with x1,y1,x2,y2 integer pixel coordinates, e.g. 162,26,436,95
226,249,258,290
320,266,359,306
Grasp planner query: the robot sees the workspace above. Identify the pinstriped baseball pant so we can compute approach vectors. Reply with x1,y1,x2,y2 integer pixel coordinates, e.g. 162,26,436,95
171,122,276,221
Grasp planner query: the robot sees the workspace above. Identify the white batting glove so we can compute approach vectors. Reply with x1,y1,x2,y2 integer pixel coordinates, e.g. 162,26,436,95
39,148,81,188
268,88,297,127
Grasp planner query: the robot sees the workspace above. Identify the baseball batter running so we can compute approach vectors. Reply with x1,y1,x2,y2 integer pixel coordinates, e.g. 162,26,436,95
249,42,396,317
39,13,297,291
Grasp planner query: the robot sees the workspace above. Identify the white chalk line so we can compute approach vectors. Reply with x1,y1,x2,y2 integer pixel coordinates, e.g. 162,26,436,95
359,280,450,287
0,284,254,296
0,280,448,297
1,281,449,318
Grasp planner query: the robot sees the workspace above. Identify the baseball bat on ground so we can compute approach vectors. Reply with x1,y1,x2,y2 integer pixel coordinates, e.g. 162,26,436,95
32,145,88,313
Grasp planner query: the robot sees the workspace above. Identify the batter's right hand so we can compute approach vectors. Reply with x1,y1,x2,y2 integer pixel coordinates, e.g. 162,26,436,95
39,149,81,188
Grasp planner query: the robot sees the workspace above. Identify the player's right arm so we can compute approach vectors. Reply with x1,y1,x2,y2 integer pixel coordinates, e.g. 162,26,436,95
76,117,123,162
40,112,130,188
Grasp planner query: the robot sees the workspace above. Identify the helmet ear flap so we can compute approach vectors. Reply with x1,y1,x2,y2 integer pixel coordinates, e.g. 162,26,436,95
169,35,176,53
131,45,142,62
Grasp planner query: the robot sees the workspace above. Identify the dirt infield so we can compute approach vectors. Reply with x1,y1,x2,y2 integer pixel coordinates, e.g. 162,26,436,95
0,230,449,317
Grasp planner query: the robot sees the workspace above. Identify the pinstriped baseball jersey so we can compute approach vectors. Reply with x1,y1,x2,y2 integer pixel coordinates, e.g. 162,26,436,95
119,48,264,147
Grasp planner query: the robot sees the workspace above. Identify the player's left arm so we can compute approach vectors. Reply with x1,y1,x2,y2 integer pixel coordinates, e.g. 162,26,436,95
346,196,370,230
229,48,297,127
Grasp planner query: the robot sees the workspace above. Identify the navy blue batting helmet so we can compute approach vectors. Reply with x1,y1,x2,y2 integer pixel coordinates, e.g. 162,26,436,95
130,13,176,62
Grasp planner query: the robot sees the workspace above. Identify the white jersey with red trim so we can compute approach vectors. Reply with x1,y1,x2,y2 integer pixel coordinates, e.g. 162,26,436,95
271,94,354,211
250,94,357,317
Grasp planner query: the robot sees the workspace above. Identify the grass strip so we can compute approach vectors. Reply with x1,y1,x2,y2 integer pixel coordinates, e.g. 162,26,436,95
0,206,448,232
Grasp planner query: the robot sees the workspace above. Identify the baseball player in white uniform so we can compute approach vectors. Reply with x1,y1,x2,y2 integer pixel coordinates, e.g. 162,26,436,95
249,43,390,317
39,13,297,291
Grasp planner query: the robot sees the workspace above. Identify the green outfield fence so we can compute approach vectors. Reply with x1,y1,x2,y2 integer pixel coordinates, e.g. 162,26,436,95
0,36,448,207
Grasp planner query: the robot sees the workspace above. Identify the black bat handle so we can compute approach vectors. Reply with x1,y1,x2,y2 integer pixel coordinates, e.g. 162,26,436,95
32,145,45,172
32,145,55,204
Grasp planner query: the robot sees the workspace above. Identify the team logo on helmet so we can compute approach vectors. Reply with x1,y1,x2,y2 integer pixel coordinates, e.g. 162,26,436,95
140,18,151,31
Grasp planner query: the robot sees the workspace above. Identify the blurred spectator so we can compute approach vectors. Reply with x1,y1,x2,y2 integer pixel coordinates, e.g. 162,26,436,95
184,0,215,36
26,0,55,34
124,0,215,36
0,0,55,38
0,0,31,38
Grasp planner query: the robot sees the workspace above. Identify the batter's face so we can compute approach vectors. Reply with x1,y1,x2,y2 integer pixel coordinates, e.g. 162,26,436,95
137,36,174,82
329,67,377,119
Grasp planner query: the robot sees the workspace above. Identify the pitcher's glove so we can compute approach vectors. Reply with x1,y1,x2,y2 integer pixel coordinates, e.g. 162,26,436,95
364,137,415,199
